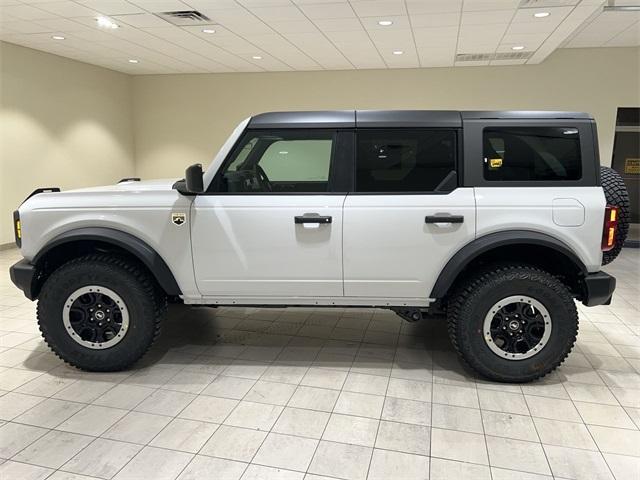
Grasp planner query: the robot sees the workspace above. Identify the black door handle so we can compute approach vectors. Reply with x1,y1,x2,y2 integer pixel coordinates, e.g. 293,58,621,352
425,215,464,224
295,215,332,224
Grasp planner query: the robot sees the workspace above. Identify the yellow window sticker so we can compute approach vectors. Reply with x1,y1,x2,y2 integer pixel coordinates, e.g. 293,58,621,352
489,158,503,169
624,158,639,175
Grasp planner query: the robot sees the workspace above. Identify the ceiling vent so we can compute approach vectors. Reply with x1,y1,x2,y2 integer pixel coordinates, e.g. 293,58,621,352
456,53,493,62
494,51,534,60
456,51,533,62
519,0,579,7
157,10,211,26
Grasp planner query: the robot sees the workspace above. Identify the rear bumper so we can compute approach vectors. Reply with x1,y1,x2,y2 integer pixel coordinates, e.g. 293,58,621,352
9,259,37,300
582,271,616,307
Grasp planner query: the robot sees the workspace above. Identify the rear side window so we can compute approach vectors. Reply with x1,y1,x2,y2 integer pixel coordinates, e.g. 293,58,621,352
483,127,582,181
356,129,457,192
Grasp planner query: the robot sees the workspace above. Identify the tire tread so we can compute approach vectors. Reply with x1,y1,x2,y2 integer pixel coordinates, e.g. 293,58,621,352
447,264,578,382
37,253,166,371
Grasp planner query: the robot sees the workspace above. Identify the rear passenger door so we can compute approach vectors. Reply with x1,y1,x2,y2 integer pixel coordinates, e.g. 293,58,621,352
343,129,476,301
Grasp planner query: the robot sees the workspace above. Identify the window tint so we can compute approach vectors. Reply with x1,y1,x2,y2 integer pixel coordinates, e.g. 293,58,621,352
356,130,456,192
215,130,334,193
483,127,582,181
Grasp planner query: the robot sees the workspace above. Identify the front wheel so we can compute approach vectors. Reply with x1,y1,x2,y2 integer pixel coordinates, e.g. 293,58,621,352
37,254,166,371
447,265,578,383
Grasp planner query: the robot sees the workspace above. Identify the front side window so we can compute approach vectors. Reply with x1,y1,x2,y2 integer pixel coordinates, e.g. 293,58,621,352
355,129,457,192
483,127,582,181
214,130,334,193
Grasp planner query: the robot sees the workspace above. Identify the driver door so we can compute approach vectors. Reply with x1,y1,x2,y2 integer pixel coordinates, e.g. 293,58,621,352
191,129,348,299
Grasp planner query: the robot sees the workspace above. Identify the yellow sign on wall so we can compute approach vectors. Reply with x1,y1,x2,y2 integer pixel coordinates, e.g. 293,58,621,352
625,158,640,174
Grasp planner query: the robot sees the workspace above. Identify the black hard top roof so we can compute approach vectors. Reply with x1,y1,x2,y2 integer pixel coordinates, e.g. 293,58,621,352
247,110,592,129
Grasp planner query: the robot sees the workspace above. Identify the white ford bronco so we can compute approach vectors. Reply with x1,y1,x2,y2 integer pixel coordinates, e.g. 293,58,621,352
10,111,630,382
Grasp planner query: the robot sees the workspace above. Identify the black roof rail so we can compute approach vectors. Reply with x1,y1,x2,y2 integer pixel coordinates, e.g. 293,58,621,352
118,177,141,183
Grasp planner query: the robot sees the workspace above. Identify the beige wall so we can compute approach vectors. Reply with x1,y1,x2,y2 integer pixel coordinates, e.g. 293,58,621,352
0,42,135,244
132,47,639,179
1,44,638,245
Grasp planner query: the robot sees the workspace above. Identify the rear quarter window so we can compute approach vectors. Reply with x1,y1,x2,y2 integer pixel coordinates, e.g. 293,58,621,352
483,127,582,181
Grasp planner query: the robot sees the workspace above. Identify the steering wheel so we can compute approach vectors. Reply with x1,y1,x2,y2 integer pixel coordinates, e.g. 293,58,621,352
255,164,272,192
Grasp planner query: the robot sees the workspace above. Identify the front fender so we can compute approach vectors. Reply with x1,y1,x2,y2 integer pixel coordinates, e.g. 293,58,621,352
33,227,182,296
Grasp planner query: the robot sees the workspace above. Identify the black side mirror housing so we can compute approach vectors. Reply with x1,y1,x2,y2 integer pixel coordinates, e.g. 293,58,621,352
185,163,204,193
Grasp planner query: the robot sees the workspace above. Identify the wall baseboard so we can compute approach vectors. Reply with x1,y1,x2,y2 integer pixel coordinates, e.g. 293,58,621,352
0,243,16,251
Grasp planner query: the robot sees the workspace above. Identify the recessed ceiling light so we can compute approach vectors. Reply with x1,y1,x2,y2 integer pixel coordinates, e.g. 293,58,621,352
378,20,393,26
51,35,65,40
252,55,262,60
512,45,525,50
97,16,119,29
128,59,139,64
202,28,216,34
534,11,550,18
392,50,404,55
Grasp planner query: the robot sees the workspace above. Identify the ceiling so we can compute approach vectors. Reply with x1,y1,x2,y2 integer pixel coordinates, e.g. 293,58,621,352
0,0,638,74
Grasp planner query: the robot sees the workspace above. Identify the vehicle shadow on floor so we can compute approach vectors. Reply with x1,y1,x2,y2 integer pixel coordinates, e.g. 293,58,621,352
126,305,561,389
21,304,571,389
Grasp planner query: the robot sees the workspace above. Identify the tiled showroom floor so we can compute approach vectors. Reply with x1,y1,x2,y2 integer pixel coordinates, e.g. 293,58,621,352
0,247,639,480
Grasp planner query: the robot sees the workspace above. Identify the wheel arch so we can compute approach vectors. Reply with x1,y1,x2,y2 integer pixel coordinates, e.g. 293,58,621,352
430,230,588,300
32,227,182,298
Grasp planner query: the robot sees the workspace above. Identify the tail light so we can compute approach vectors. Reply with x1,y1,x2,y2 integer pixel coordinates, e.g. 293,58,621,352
601,205,619,251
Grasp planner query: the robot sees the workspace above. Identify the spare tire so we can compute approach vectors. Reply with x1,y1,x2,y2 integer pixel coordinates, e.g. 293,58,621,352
601,166,630,265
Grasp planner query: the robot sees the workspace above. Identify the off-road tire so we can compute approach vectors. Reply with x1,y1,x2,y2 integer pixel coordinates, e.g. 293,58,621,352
37,254,167,371
447,265,578,383
601,166,630,265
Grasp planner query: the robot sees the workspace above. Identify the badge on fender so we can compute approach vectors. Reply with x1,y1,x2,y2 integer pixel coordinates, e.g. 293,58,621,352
171,213,186,226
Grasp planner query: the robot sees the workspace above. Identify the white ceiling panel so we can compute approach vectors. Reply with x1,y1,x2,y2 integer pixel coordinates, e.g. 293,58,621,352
1,19,53,32
361,15,410,30
268,18,320,33
406,0,462,15
349,0,405,18
312,17,362,31
512,5,573,23
126,0,192,12
250,5,306,22
461,9,515,25
76,0,144,15
298,2,355,20
605,24,639,46
1,3,57,19
35,1,98,17
113,12,170,27
565,4,640,48
0,0,638,74
410,13,460,28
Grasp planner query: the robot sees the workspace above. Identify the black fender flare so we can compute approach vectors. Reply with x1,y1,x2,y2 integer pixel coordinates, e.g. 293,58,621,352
429,230,588,299
33,227,182,296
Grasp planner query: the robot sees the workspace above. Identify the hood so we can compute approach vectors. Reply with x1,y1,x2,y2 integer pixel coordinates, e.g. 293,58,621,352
19,178,183,212
65,178,179,193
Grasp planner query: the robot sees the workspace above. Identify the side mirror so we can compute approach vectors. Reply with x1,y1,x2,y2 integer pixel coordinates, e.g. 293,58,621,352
185,163,204,193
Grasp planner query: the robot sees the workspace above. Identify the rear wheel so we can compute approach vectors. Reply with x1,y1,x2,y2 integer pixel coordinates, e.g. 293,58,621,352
37,254,166,371
601,165,630,265
447,265,578,382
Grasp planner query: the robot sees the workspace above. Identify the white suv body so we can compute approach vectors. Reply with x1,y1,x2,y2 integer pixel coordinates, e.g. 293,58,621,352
10,110,622,382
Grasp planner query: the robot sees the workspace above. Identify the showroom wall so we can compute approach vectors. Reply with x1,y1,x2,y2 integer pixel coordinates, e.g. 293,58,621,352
1,43,638,245
0,42,135,245
132,46,639,179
